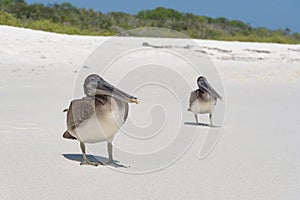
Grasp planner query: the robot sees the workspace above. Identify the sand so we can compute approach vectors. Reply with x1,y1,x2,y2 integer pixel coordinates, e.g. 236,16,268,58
0,25,300,199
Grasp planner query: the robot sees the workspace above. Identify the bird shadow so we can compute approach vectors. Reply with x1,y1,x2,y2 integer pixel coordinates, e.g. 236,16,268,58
62,154,128,168
184,122,221,128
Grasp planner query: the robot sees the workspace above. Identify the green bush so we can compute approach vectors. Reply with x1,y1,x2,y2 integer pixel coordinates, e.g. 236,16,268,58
0,0,299,44
0,11,21,26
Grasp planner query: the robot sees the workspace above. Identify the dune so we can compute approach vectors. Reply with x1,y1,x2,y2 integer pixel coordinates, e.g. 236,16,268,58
0,25,299,199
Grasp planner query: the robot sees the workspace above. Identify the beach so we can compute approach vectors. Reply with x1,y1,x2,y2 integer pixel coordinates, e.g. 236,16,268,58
0,25,299,199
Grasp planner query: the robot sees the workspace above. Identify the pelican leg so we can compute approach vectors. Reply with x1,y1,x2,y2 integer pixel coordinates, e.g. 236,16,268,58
107,141,113,164
194,114,198,125
80,142,102,166
209,113,213,125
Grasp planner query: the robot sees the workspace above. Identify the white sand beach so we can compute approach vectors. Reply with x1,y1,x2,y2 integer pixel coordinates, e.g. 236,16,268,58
0,25,300,199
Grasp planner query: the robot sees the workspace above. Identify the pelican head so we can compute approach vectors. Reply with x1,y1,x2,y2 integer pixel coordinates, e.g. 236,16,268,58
83,74,138,104
196,76,222,100
197,76,207,88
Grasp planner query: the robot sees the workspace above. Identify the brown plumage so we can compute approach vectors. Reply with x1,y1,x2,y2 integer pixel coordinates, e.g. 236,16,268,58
62,74,137,166
188,76,221,125
63,96,129,139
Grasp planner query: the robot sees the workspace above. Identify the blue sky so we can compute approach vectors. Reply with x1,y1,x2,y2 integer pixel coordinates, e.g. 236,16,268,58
26,0,300,33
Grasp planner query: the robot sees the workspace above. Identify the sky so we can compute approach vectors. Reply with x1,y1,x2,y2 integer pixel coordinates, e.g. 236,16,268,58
26,0,300,33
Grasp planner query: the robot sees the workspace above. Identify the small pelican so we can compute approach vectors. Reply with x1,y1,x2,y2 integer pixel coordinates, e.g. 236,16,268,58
188,76,222,125
63,74,138,166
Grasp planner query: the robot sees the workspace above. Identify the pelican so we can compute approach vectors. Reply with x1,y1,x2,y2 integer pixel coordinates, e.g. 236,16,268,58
188,76,222,125
63,74,138,166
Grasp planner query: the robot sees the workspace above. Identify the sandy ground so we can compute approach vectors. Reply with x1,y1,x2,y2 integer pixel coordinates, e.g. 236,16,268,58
0,25,300,199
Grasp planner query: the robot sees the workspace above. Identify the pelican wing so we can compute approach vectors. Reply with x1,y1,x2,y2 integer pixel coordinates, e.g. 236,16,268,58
198,79,222,101
189,89,201,108
66,97,95,131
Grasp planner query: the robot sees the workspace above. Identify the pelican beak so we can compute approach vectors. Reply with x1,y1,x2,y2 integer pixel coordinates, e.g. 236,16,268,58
96,79,139,104
129,98,139,104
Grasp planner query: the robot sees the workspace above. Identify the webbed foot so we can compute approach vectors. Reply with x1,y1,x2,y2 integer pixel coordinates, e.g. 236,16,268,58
80,159,103,167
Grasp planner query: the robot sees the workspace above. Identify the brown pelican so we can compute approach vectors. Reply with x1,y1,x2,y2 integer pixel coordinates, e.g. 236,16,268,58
188,76,222,125
63,74,138,166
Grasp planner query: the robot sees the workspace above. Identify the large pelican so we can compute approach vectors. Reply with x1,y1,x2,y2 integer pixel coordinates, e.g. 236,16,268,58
63,74,138,166
188,76,222,125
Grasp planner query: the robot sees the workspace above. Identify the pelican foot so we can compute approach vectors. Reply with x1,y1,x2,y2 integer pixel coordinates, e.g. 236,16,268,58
105,160,114,165
80,159,103,167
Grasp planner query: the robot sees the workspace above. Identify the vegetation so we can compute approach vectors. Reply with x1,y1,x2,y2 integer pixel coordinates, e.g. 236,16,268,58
1,0,300,43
